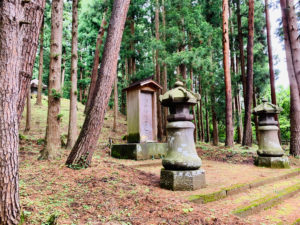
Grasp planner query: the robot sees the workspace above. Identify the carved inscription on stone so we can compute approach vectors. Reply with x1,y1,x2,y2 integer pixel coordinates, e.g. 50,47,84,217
140,92,153,142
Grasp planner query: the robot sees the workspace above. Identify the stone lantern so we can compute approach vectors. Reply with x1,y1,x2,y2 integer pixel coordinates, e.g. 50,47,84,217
159,81,206,191
253,99,289,168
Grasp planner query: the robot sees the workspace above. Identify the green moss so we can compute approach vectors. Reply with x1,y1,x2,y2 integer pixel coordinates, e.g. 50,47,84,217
223,183,248,192
127,133,140,143
292,218,300,225
232,183,300,216
189,190,226,203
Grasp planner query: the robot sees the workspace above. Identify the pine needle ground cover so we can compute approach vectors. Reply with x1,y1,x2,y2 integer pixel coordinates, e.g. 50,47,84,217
18,98,300,224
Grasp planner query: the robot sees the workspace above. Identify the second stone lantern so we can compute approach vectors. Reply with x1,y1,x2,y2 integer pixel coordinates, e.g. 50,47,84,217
253,99,289,168
159,81,206,191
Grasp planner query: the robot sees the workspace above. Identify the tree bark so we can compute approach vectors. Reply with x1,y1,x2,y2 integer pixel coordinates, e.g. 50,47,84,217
280,0,300,156
66,0,131,167
161,0,168,136
39,0,63,160
25,84,31,134
85,11,107,114
253,90,259,143
235,94,243,144
155,0,163,141
17,0,46,123
113,75,118,132
237,0,246,101
205,94,210,143
67,0,79,149
211,94,219,146
36,18,44,106
61,53,66,91
223,0,234,147
0,1,22,224
242,0,254,147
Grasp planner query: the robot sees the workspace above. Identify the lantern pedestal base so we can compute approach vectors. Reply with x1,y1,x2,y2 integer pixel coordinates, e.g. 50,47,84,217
160,169,206,191
254,156,290,169
111,143,167,160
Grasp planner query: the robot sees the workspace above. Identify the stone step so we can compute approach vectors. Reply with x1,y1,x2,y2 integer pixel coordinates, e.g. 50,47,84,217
189,168,300,204
232,182,300,217
244,192,300,224
185,174,300,224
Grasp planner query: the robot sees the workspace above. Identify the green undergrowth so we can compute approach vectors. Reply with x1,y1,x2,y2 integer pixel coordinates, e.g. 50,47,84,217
292,218,300,225
232,183,300,216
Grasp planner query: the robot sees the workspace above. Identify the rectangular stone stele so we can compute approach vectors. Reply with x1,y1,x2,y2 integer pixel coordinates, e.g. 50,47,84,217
254,156,290,169
111,143,167,160
160,169,206,191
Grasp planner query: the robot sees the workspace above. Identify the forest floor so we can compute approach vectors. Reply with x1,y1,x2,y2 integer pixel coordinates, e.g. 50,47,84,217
18,97,300,225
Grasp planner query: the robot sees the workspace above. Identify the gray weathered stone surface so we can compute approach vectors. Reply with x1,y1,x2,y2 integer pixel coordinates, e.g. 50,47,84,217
162,121,201,170
111,143,167,160
254,156,290,169
160,169,206,191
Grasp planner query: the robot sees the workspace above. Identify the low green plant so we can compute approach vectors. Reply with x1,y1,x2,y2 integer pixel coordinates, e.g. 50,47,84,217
51,89,62,100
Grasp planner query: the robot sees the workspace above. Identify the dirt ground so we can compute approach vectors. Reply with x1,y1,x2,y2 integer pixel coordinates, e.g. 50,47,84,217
18,99,300,224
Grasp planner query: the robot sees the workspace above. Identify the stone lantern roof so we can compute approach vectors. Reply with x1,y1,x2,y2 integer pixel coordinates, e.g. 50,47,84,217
159,81,200,107
252,98,283,115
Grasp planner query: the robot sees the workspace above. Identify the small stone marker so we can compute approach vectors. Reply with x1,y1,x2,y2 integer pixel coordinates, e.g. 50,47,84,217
159,81,206,191
111,77,168,160
253,99,290,168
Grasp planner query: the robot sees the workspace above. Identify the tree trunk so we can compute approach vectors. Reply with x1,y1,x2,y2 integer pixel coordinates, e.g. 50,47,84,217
205,94,210,143
25,84,31,134
223,0,234,147
79,67,83,103
0,1,22,223
235,94,243,144
198,75,205,142
253,90,259,143
280,0,300,156
66,0,131,168
39,0,63,160
242,0,254,147
66,0,79,149
155,0,163,141
17,0,46,123
237,0,246,101
211,96,219,146
85,11,107,114
113,75,118,132
36,18,44,106
161,0,168,136
61,54,66,91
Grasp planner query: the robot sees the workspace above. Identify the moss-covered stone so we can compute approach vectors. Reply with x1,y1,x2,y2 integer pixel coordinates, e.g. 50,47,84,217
292,218,300,225
189,190,226,203
232,183,300,217
127,133,140,143
160,169,206,191
255,156,290,169
111,143,167,160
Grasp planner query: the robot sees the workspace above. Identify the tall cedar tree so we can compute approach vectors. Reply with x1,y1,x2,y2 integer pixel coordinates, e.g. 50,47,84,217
161,0,168,136
242,0,255,147
36,18,44,106
236,0,246,101
17,0,46,123
155,0,163,141
66,0,131,167
40,0,64,160
222,0,234,147
25,84,31,134
67,0,79,149
265,0,277,107
85,11,107,114
113,75,118,132
0,2,22,223
280,0,300,156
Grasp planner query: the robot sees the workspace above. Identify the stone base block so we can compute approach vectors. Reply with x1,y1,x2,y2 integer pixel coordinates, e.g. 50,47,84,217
254,156,290,169
111,143,167,160
160,169,206,191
